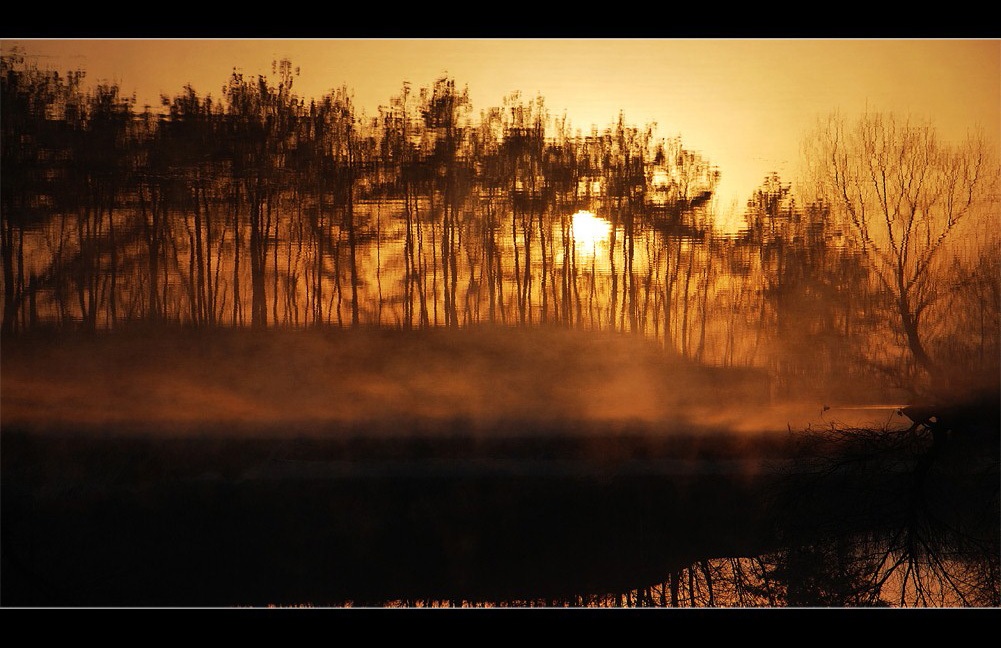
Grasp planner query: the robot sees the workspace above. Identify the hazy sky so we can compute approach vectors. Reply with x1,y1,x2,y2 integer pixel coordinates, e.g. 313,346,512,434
4,39,999,225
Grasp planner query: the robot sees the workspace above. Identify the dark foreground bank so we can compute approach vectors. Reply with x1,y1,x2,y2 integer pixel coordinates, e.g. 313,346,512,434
2,426,794,606
4,420,998,607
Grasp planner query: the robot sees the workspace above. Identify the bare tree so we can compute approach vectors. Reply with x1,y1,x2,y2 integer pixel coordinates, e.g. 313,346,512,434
807,112,996,381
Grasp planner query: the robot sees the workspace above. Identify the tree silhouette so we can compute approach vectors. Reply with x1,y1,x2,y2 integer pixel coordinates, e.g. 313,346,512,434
3,51,997,411
806,112,996,385
222,61,302,328
1,52,84,332
739,173,870,397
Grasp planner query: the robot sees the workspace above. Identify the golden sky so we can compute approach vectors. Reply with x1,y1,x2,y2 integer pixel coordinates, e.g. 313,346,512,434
4,39,999,225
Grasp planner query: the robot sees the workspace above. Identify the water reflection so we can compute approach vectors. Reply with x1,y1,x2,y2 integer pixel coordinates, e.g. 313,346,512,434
2,53,997,399
570,210,612,260
375,424,999,608
3,416,996,607
2,50,998,608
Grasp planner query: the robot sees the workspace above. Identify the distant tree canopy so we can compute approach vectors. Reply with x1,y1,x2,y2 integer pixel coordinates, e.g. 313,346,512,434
0,54,719,328
2,53,998,397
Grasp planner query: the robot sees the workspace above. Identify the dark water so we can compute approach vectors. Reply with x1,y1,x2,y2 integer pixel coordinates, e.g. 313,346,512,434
3,419,997,607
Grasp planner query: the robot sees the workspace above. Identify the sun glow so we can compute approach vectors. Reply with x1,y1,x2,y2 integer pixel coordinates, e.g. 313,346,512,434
571,210,611,258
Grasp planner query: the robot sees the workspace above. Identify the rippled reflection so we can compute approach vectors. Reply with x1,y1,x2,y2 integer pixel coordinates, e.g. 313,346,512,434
2,54,996,398
2,49,998,609
571,210,612,260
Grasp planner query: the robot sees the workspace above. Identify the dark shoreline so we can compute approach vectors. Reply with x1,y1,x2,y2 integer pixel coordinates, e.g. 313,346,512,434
3,427,790,606
5,420,997,607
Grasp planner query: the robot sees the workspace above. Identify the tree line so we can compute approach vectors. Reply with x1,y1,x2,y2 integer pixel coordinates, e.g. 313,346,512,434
2,52,997,396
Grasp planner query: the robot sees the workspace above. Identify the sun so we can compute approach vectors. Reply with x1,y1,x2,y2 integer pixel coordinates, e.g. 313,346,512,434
571,210,611,258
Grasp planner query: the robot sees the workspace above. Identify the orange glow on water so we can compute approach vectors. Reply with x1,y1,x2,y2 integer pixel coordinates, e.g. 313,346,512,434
571,210,611,259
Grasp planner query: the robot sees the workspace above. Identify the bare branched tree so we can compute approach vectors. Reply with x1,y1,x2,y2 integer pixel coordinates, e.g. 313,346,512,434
806,112,997,381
